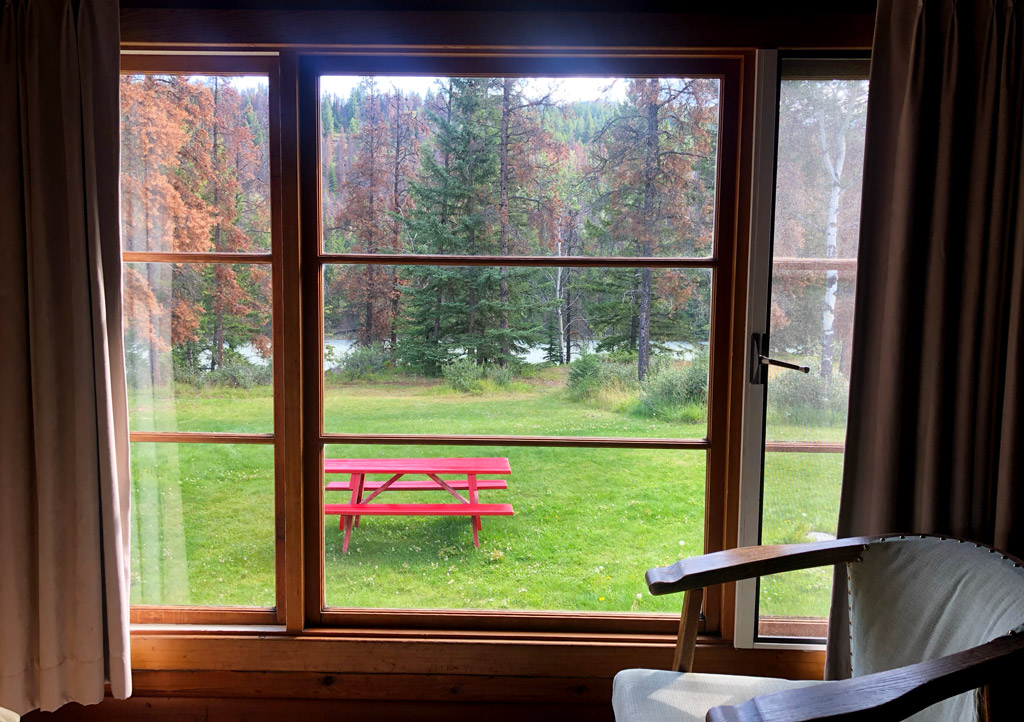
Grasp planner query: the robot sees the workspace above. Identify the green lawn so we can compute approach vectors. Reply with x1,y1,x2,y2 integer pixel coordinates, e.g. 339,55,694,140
129,373,844,617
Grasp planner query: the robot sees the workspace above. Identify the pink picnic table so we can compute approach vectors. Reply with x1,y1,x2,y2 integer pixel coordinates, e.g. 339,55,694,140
323,457,514,552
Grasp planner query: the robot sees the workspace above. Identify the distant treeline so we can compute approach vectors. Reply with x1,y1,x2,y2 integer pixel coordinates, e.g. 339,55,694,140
120,75,725,384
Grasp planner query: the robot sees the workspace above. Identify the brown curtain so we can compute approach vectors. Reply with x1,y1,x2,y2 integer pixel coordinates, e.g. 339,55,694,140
826,0,1024,679
0,0,131,713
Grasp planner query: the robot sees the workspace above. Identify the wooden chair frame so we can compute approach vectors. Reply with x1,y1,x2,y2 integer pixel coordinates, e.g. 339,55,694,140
644,536,1024,722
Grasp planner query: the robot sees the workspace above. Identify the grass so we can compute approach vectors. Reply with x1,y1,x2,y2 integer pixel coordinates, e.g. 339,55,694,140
128,370,846,618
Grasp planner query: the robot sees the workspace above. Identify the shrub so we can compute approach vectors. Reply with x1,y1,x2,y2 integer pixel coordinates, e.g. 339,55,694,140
339,342,391,380
602,348,639,365
600,359,641,389
485,363,514,387
442,358,484,393
679,352,709,406
174,356,272,389
567,354,602,399
634,353,709,421
636,367,686,418
766,368,849,426
205,360,274,388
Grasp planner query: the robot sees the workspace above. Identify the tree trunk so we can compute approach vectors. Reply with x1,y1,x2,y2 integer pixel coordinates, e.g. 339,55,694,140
390,94,403,350
553,240,565,365
563,272,572,364
637,86,659,381
821,180,840,379
215,310,223,370
432,83,452,353
629,277,639,353
143,157,160,385
498,78,512,366
637,268,653,381
562,210,580,365
817,111,847,380
363,265,375,347
390,270,399,351
212,78,224,371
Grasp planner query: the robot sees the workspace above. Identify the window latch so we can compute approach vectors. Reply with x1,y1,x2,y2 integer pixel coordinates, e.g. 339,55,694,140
760,356,810,374
750,333,810,385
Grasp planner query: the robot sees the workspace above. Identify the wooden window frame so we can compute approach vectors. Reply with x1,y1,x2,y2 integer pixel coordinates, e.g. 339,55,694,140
296,52,746,638
104,12,880,706
120,46,755,645
120,53,287,627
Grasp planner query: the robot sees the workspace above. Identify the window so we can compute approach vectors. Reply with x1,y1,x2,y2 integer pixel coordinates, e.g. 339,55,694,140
117,50,770,640
301,56,744,631
314,70,722,616
120,57,282,623
736,53,869,646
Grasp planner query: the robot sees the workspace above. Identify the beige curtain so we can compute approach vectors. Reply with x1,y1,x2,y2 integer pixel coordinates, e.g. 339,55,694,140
0,0,131,713
827,0,1024,679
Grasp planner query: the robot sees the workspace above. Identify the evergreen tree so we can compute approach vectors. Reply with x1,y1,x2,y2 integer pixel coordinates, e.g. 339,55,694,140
589,78,717,379
399,78,537,373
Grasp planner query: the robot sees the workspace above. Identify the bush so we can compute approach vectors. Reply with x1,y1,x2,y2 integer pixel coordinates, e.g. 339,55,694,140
767,369,849,426
173,355,272,389
442,358,484,393
567,354,602,399
339,342,391,380
602,349,639,365
680,352,709,406
205,360,274,388
600,359,641,389
485,363,513,387
634,356,706,419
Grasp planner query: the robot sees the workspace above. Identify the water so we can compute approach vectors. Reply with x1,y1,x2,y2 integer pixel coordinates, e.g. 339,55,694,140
132,337,705,373
322,338,703,370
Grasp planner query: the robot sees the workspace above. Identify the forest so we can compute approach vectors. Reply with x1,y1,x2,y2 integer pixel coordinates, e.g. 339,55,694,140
120,73,865,417
319,76,718,384
120,74,723,391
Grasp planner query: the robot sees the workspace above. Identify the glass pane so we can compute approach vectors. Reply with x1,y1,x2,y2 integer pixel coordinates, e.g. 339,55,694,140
759,451,843,620
322,265,711,439
120,74,271,253
130,443,275,606
758,77,868,636
322,444,705,611
124,262,273,433
320,76,719,258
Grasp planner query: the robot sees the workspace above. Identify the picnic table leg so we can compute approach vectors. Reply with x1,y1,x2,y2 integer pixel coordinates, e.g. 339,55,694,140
353,473,364,528
340,472,359,531
468,472,480,548
342,473,364,553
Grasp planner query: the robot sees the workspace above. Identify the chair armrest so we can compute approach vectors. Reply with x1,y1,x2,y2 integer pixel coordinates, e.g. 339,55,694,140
706,628,1024,722
645,537,874,595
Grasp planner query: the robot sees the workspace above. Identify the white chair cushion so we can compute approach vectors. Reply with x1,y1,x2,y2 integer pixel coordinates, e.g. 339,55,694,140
612,669,826,722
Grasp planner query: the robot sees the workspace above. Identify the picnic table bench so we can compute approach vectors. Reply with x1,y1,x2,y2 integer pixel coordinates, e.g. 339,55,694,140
323,457,513,552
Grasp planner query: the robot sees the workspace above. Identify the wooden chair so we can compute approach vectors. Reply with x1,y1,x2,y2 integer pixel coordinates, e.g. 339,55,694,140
612,535,1024,722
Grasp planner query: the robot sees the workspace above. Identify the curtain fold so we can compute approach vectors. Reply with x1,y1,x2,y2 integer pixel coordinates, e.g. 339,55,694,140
0,0,131,713
826,0,1024,680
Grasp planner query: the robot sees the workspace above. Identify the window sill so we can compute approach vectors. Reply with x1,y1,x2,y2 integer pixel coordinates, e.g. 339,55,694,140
128,626,825,681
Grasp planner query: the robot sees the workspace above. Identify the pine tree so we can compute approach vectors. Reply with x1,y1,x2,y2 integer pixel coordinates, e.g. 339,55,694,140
120,76,272,381
333,80,395,346
589,78,717,380
400,78,539,372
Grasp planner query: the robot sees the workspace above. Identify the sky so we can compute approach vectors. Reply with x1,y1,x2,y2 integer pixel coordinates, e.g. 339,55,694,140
222,74,630,103
319,75,629,103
